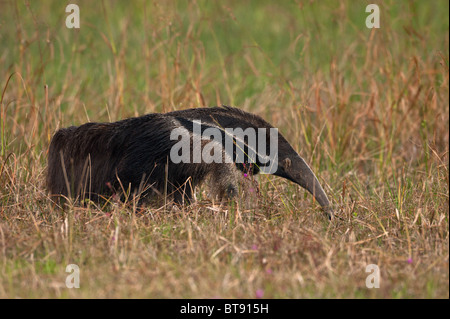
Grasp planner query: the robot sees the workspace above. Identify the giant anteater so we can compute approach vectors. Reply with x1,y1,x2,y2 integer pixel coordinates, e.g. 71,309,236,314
47,106,334,218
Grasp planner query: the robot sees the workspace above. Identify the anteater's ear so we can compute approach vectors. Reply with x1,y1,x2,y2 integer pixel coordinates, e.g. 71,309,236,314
283,158,292,169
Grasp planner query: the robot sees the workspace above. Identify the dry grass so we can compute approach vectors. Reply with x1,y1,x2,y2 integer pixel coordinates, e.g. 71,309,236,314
0,0,448,298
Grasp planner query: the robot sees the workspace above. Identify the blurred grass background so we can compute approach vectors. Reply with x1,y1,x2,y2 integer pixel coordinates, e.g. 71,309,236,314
1,1,448,176
0,0,448,298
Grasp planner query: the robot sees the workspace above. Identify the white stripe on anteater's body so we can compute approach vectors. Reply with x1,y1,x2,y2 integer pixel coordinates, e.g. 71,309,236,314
169,117,241,200
170,116,278,173
47,106,333,218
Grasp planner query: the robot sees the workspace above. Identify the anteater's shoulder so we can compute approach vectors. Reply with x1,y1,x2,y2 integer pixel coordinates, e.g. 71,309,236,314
166,105,274,129
219,105,273,128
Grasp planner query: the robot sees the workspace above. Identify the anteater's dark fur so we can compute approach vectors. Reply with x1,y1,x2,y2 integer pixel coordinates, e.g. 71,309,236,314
47,106,333,218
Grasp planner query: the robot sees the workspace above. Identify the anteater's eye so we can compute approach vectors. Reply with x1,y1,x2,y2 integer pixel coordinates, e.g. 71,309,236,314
283,158,292,170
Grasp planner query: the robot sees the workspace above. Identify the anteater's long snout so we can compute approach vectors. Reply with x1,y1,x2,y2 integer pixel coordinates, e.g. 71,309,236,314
289,156,334,220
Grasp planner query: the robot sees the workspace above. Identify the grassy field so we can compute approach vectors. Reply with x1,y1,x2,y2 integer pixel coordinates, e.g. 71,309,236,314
0,0,448,298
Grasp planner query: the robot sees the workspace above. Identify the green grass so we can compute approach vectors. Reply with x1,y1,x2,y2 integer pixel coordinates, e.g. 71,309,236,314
0,0,448,298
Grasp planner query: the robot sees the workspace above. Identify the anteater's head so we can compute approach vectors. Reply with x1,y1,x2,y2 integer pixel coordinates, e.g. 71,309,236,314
167,106,334,219
275,150,334,220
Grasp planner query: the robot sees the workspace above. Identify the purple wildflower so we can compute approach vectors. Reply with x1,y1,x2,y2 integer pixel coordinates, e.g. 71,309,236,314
255,289,264,299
